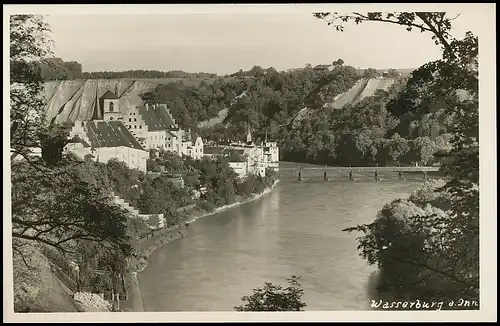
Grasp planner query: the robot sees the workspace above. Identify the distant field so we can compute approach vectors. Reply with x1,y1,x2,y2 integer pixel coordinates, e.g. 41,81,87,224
354,68,415,76
117,77,234,87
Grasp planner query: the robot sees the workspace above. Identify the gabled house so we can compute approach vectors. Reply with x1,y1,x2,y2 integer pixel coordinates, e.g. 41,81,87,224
65,120,149,172
122,102,204,160
86,89,204,162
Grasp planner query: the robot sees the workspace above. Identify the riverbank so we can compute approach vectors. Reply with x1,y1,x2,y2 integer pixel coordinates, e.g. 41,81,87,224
124,179,280,312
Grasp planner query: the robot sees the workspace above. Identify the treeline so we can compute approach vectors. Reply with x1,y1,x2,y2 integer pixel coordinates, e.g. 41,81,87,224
35,57,219,81
147,77,245,131
81,70,218,80
147,150,278,213
278,73,453,166
195,63,454,167
37,58,83,80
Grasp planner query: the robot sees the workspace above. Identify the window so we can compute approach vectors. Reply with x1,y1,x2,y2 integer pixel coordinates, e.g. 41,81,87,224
139,125,142,129
129,118,131,122
168,137,171,141
134,125,137,129
109,116,114,120
134,118,137,122
109,102,114,112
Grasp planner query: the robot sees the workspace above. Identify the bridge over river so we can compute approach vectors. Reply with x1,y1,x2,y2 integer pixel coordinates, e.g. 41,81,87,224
279,166,439,172
278,165,441,182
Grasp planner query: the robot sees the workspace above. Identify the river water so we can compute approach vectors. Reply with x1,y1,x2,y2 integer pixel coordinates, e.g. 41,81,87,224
139,163,426,311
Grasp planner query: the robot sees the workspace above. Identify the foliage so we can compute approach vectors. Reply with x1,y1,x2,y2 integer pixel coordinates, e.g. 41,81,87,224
10,15,52,160
235,275,306,311
317,11,479,301
37,57,83,80
82,70,218,80
11,158,133,260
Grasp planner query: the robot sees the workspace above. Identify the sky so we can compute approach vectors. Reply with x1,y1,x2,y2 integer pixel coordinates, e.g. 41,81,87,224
38,5,489,75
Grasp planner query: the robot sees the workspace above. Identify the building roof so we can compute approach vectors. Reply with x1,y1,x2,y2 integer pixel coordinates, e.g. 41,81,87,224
166,131,176,138
313,64,331,70
138,106,172,131
137,104,178,132
100,90,119,100
203,146,225,155
70,135,91,148
154,104,177,128
85,121,144,150
221,148,245,156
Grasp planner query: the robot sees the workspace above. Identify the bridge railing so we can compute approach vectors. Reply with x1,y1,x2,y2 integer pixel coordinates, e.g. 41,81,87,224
280,166,440,172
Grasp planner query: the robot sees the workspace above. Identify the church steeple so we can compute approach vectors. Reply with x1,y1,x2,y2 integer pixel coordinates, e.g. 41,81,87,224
246,124,252,144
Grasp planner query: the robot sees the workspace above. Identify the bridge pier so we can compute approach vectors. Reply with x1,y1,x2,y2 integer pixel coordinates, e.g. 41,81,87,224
374,165,380,182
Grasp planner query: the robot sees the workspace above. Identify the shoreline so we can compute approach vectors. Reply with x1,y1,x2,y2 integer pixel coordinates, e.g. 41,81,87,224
126,179,280,312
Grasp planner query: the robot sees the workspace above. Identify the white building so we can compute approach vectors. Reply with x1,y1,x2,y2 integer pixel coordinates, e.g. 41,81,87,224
202,130,280,178
65,120,149,173
262,141,280,172
98,90,204,160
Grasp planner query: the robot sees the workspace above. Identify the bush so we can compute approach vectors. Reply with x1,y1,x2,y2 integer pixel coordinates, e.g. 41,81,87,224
235,275,307,311
198,201,217,213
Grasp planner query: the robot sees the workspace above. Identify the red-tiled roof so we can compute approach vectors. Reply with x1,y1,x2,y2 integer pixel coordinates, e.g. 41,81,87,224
85,121,144,150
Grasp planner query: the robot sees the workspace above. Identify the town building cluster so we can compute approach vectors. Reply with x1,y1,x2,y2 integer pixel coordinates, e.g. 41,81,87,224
64,90,204,172
17,89,280,230
203,129,279,178
62,89,279,179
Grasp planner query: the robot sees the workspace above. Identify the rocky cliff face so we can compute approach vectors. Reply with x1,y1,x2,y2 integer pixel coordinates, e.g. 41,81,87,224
287,77,396,127
43,79,162,124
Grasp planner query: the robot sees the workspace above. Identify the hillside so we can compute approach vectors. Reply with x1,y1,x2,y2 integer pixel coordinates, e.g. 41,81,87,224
43,77,231,125
287,77,396,127
44,79,158,124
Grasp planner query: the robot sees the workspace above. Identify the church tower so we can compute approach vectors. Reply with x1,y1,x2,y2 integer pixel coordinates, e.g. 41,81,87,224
100,90,122,121
246,124,252,144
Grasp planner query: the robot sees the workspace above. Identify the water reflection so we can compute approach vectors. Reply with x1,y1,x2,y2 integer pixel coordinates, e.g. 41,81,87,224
139,174,423,311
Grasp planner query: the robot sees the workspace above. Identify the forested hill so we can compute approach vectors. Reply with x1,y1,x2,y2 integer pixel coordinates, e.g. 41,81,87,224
42,62,454,168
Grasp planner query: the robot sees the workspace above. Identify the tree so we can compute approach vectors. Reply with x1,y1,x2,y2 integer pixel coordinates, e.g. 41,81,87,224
332,58,344,66
38,122,73,165
386,68,400,78
363,68,379,79
235,276,306,311
313,12,462,57
11,159,133,261
10,15,53,161
317,11,479,301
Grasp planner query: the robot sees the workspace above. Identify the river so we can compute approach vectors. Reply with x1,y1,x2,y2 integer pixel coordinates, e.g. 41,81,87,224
139,163,426,311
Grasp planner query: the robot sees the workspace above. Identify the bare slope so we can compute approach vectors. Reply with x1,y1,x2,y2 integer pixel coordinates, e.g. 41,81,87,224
44,77,235,125
288,77,396,127
43,79,160,124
